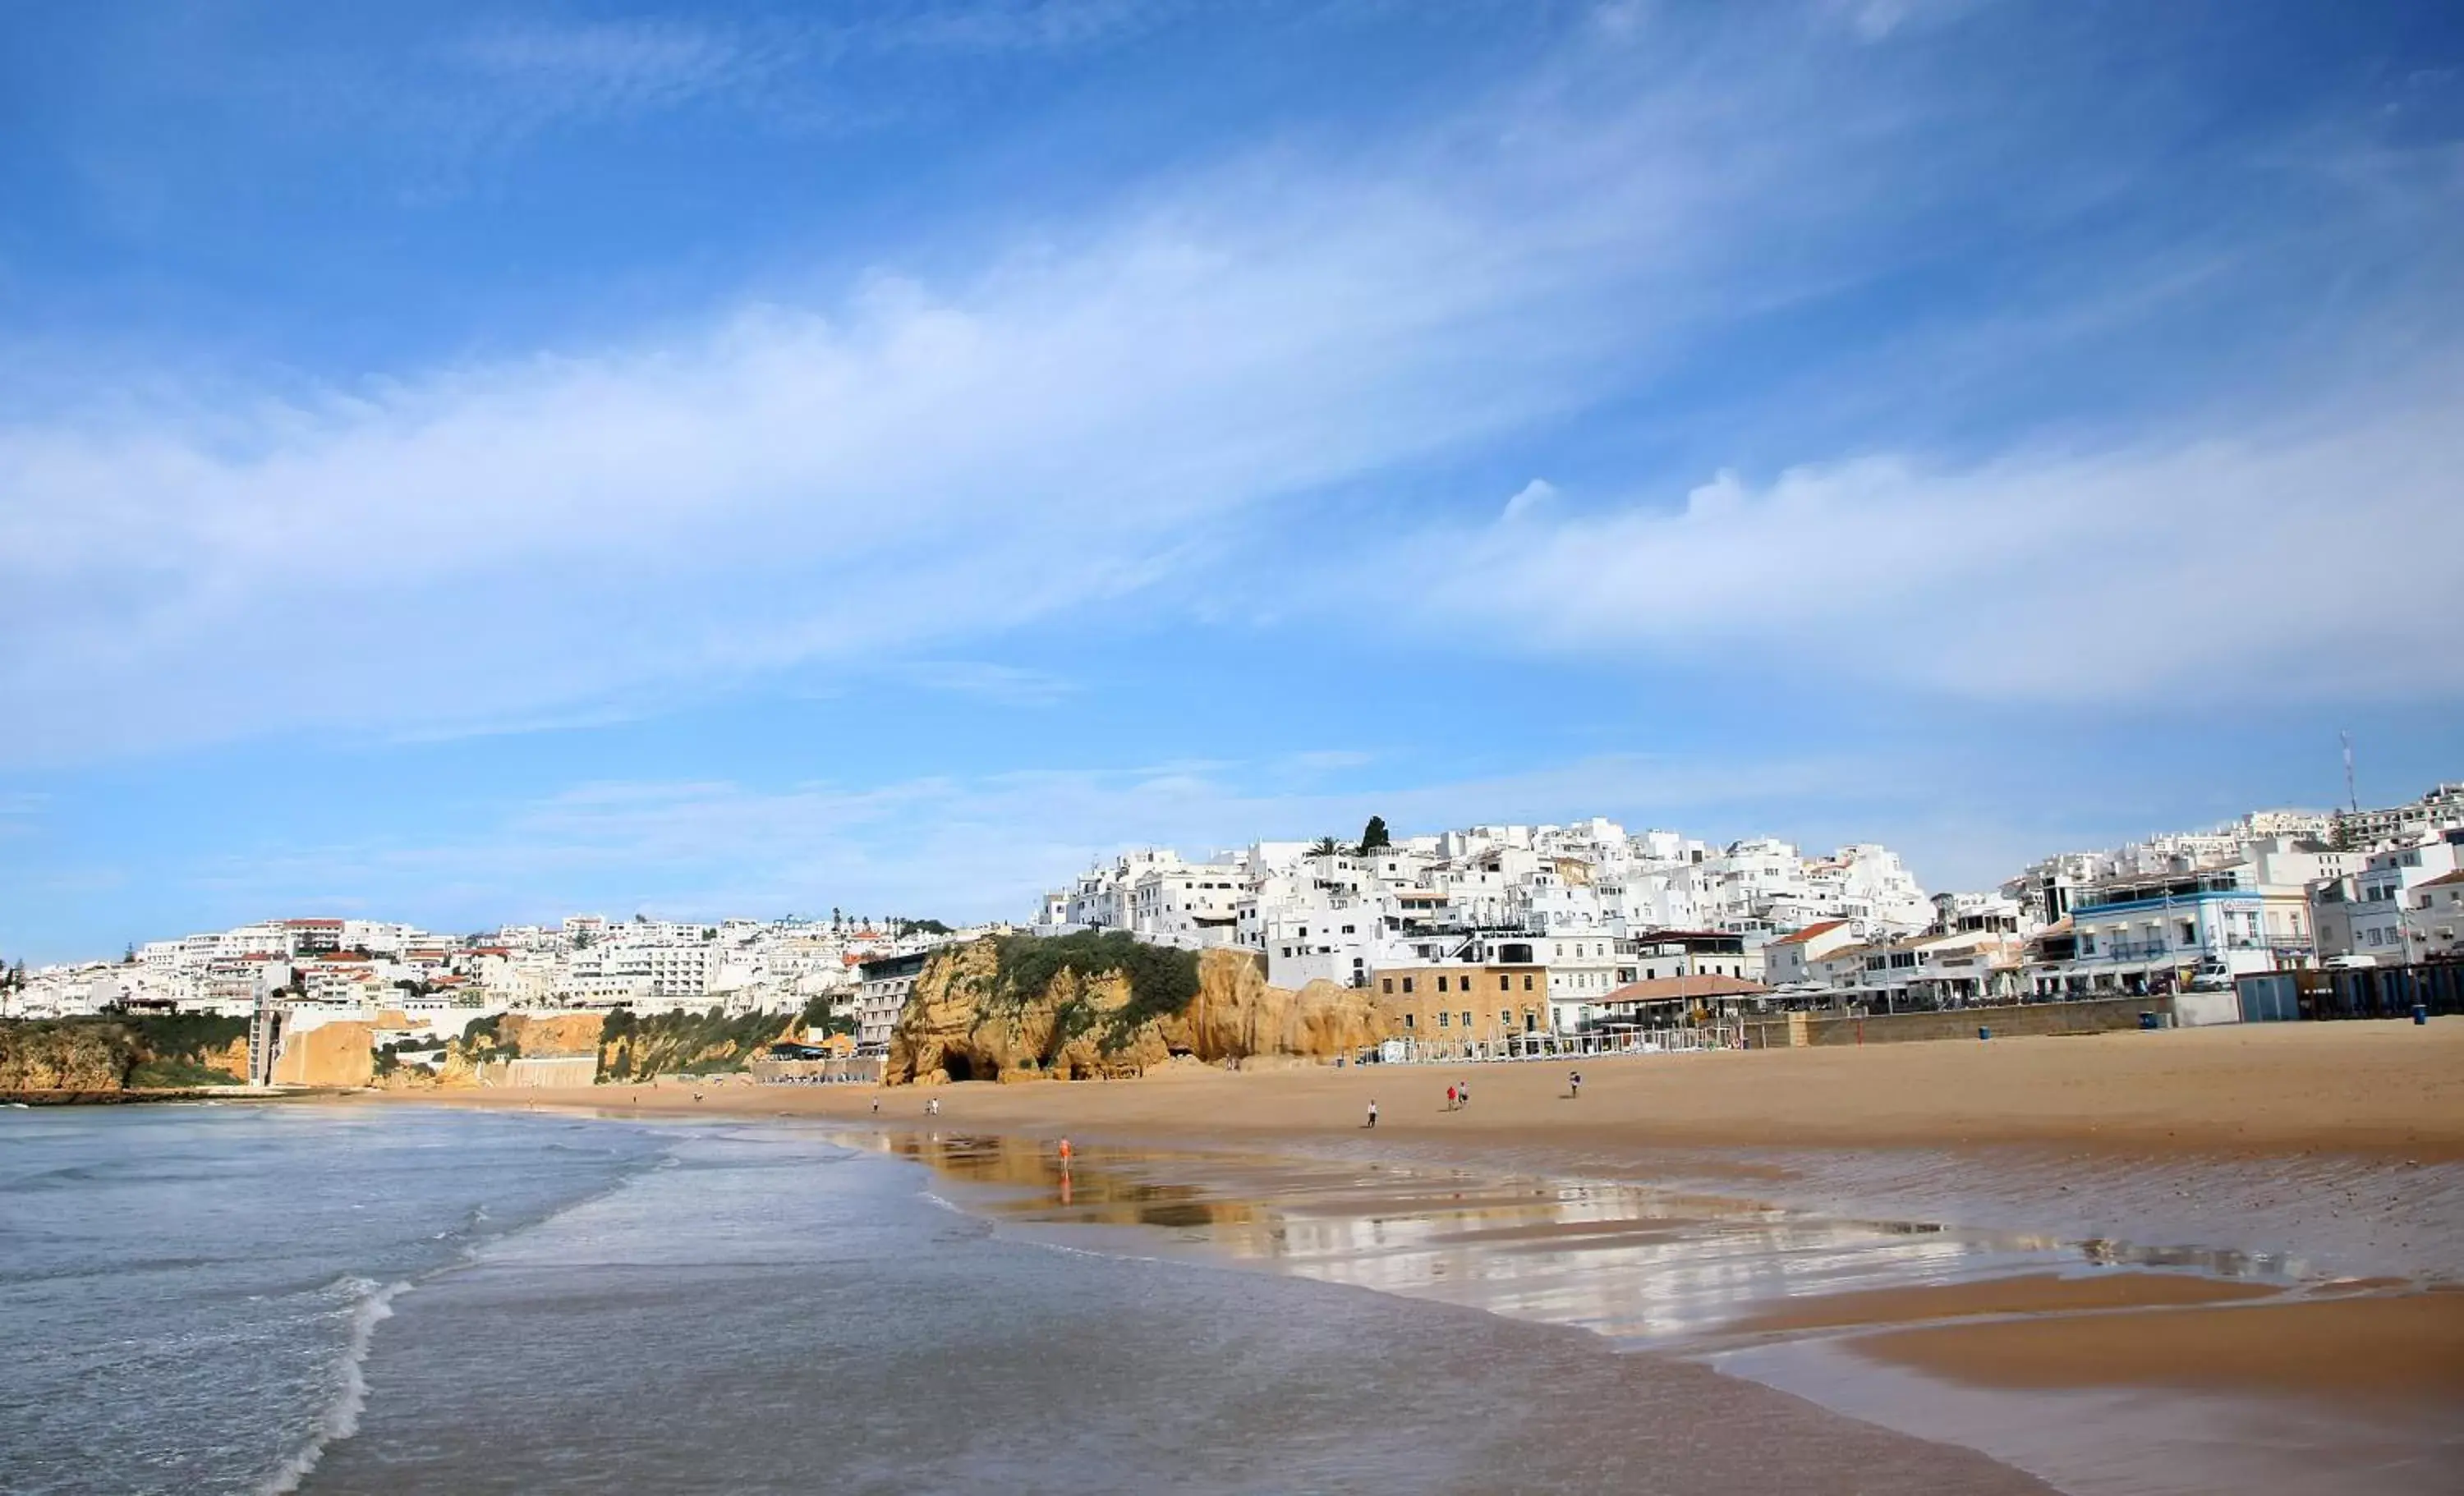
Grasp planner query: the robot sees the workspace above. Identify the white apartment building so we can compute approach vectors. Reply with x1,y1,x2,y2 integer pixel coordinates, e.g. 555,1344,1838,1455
1034,818,1936,1016
197,955,291,1015
1763,920,1860,987
2333,783,2464,849
2314,829,2464,966
854,950,931,1054
2033,866,2273,995
1128,862,1249,948
2409,870,2464,961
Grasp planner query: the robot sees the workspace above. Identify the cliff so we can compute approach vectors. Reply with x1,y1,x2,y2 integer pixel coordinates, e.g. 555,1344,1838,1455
597,1007,795,1082
0,1016,251,1093
0,1021,140,1090
273,1021,375,1088
884,938,1398,1085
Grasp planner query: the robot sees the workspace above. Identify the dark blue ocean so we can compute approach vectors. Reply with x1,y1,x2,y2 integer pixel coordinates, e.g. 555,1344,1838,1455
0,1104,2043,1494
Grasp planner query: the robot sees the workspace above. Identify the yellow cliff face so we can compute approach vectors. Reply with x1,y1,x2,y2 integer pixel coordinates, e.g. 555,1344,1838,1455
499,1012,605,1058
885,943,1399,1085
0,1022,138,1090
1156,948,1400,1065
205,1037,251,1077
272,1021,377,1088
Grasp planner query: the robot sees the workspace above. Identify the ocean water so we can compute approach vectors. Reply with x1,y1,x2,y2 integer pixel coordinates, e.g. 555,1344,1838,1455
1,1104,2046,1495
0,1104,663,1494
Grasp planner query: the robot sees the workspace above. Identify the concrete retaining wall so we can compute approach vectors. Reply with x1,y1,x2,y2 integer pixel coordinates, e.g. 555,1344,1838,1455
1789,995,2177,1048
2170,989,2243,1028
488,1055,602,1087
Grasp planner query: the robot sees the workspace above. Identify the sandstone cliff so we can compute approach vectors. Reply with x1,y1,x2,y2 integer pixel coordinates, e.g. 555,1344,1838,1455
1,1016,251,1092
598,1007,795,1082
885,940,1397,1085
273,1021,376,1088
0,1021,140,1090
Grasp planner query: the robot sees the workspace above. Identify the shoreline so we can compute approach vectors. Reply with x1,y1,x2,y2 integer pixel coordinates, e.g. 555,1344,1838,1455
370,1025,2464,1493
0,1085,335,1107
377,1018,2464,1161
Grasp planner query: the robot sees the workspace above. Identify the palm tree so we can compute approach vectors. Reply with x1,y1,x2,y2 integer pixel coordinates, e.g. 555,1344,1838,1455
1309,836,1344,858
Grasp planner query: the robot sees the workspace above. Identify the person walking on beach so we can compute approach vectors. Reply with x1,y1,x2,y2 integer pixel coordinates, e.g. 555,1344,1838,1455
1458,1079,1469,1108
1567,1070,1582,1099
1446,1084,1458,1112
1366,1099,1379,1129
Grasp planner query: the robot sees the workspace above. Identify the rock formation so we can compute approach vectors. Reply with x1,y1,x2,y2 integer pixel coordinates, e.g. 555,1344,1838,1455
885,942,1398,1085
272,1021,376,1088
500,1012,605,1058
0,1016,253,1093
0,1021,139,1091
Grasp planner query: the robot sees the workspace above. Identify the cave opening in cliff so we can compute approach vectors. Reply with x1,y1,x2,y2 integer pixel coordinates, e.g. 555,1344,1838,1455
944,1055,977,1082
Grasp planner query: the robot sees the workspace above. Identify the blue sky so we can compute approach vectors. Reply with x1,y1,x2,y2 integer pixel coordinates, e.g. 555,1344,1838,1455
2,0,2459,962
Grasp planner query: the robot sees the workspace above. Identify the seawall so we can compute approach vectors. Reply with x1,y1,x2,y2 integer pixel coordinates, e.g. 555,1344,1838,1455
1781,995,2179,1048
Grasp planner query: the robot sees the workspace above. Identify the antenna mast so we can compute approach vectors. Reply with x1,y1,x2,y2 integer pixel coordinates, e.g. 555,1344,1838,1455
2341,731,2359,815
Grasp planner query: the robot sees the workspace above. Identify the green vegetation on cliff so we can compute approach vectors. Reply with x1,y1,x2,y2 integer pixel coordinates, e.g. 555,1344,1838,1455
976,931,1201,1053
0,1014,248,1090
124,1014,250,1086
797,992,856,1037
458,1013,523,1063
598,1007,788,1081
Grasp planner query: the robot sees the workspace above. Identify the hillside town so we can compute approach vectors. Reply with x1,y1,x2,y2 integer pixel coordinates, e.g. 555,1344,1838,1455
6,782,2461,1061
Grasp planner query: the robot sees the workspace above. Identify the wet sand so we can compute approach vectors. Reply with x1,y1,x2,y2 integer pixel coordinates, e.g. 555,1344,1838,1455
1730,1270,2285,1334
1859,1287,2464,1401
386,1021,2464,1492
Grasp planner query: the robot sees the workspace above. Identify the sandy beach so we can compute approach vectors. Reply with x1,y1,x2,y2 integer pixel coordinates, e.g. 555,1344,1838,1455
415,1018,2464,1159
393,1021,2464,1493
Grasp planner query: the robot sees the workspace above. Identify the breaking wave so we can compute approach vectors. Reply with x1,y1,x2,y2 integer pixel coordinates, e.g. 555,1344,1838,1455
256,1275,410,1495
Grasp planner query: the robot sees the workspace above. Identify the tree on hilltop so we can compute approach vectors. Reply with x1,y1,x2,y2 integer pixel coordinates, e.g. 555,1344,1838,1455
1358,816,1391,855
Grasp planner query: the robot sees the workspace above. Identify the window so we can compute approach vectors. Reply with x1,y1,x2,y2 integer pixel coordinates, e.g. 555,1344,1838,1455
1402,977,1414,994
1342,925,1356,934
1381,978,1394,994
1499,974,1510,991
1404,1012,1415,1028
1461,1012,1473,1028
1438,1011,1450,1027
1500,1010,1512,1025
1437,975,1450,993
2179,921,2196,946
1522,975,1533,990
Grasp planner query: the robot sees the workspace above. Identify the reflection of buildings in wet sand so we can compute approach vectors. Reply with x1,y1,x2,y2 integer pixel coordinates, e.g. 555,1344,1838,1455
850,1129,2457,1496
871,1132,2085,1345
1202,1186,2025,1342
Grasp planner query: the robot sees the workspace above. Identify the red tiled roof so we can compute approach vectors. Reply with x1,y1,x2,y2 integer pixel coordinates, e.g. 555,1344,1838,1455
1601,975,1770,1005
1767,919,1850,947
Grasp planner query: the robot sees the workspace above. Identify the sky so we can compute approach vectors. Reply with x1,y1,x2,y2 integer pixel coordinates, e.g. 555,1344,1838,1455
2,0,2460,962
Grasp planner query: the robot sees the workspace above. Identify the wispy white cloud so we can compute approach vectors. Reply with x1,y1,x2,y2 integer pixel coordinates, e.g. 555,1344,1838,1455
905,661,1079,706
1392,365,2464,700
457,18,755,113
2,4,2453,772
1821,0,1993,43
172,748,1868,932
0,27,1848,764
1500,478,1556,522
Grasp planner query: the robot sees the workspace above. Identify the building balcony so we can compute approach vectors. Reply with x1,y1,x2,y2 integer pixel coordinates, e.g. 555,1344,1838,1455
2092,938,2179,962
